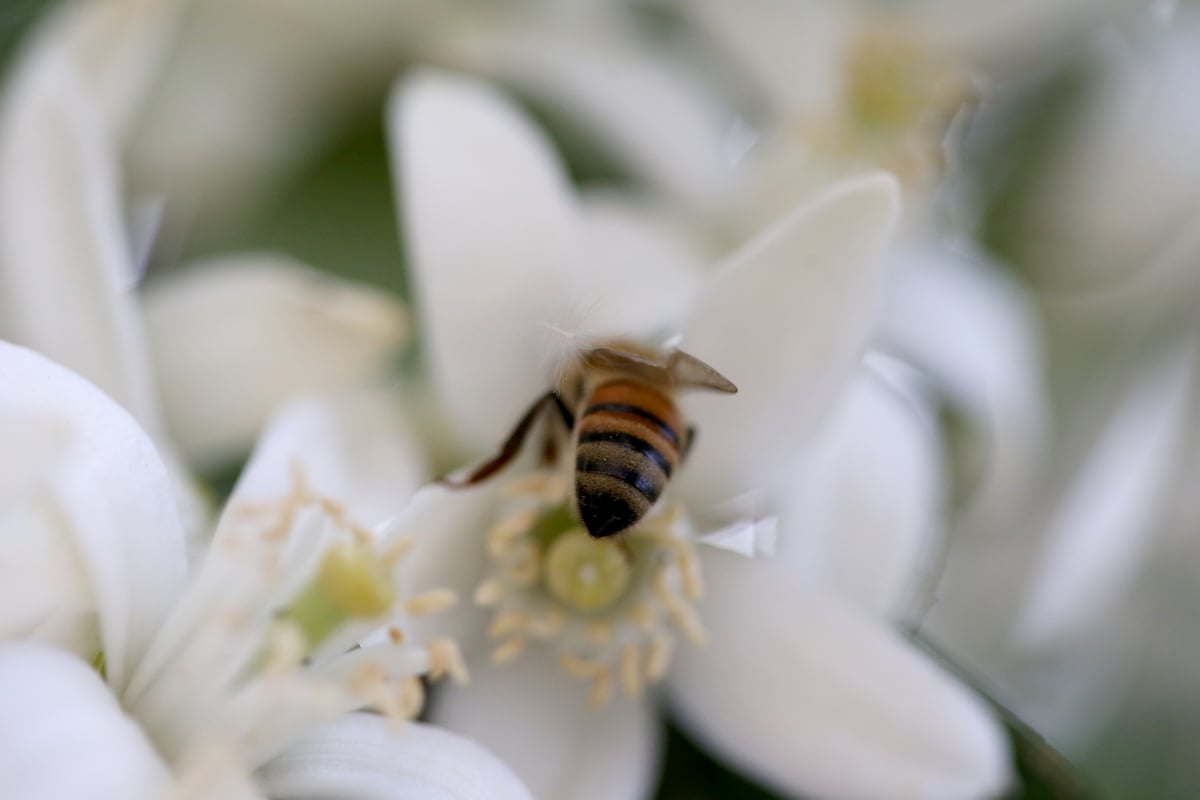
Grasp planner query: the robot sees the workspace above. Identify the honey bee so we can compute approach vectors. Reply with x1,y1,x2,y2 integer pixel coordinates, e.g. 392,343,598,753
444,340,737,538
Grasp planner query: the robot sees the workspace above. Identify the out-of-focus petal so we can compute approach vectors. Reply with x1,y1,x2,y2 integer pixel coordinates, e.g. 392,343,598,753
20,0,182,139
880,245,1048,535
1009,18,1200,292
257,714,534,800
681,0,852,114
389,69,583,454
143,254,409,471
776,371,942,619
230,390,428,529
1013,342,1194,648
441,22,732,210
430,651,660,800
0,412,95,654
575,192,704,340
0,49,160,427
680,172,900,502
0,643,169,800
0,343,188,691
668,552,1011,800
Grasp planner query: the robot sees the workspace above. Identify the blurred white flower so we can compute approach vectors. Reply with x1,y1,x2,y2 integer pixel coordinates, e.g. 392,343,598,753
385,70,1011,800
0,0,416,476
0,340,532,800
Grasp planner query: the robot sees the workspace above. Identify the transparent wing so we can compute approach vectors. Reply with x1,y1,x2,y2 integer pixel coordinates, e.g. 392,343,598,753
667,349,738,393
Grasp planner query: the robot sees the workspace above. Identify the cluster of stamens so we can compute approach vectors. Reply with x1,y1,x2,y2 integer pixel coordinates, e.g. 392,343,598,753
124,466,469,766
471,470,706,708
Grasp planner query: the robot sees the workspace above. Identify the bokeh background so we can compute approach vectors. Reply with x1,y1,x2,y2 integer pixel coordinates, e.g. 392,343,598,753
4,1,1200,798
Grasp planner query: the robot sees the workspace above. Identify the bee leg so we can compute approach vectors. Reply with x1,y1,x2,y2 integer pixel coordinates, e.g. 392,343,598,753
538,393,576,465
439,392,569,487
681,425,697,463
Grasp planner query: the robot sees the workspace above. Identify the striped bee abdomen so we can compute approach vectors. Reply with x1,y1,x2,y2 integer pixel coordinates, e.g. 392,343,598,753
574,381,685,538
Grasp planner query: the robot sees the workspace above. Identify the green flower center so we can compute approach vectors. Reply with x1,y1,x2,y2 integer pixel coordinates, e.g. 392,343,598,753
544,530,632,613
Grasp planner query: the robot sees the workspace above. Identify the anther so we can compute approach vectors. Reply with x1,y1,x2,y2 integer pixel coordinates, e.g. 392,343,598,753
404,589,458,617
491,637,528,665
427,639,470,685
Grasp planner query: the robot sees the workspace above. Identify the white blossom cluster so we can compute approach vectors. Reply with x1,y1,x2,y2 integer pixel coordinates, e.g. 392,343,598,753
0,1,1193,799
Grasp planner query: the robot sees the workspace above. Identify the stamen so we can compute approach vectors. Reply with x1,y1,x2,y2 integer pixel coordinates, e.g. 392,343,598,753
381,534,416,568
489,610,532,639
586,619,613,646
487,509,537,559
404,589,458,617
620,644,643,698
646,635,673,683
473,578,505,606
387,626,406,645
427,638,470,685
588,669,614,709
560,652,606,679
491,637,528,665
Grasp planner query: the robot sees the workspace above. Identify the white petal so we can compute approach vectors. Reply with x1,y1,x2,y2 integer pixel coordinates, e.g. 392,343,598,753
0,643,168,800
1012,19,1200,291
668,552,1011,800
382,484,499,655
389,69,584,453
575,192,705,340
230,390,428,529
680,173,900,501
776,371,943,618
142,254,409,470
430,652,660,800
0,45,161,428
443,22,732,209
1013,342,1194,648
0,343,189,691
257,714,533,800
880,245,1049,536
682,0,852,115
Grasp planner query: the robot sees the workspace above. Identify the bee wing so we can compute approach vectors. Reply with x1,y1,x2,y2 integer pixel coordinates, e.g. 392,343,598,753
581,345,671,383
667,349,738,393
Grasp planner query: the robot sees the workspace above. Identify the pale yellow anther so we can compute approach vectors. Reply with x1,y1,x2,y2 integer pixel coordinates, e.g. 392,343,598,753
487,510,536,558
588,669,614,709
387,626,406,645
502,472,569,501
473,578,505,607
646,635,673,683
508,539,541,586
428,638,470,685
586,619,614,646
319,542,396,618
262,621,307,676
560,652,606,679
382,535,416,568
528,607,567,639
395,676,425,719
404,589,458,617
489,610,532,639
544,531,632,612
626,602,657,634
620,644,643,699
348,661,388,696
491,637,528,664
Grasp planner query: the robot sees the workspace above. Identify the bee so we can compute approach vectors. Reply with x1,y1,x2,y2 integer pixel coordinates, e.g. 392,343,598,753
443,340,737,538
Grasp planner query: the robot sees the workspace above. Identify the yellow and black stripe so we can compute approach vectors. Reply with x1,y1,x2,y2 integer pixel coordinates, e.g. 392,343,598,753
574,381,685,538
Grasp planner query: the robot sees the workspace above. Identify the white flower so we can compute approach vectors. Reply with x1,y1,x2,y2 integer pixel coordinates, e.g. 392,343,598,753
385,69,1011,800
0,341,532,800
0,0,415,476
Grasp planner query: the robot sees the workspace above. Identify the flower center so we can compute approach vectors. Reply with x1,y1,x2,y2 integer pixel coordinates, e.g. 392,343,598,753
472,471,706,707
122,467,468,771
845,31,964,137
544,530,632,612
